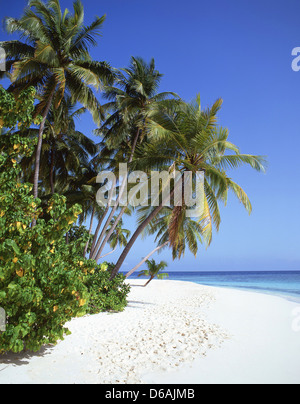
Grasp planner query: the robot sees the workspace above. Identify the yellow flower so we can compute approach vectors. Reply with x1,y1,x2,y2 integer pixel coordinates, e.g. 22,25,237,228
79,261,84,267
53,306,59,313
11,159,17,164
0,211,5,217
12,257,18,264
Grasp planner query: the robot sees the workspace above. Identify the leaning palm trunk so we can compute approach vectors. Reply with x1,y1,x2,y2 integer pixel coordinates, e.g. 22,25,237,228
98,246,117,260
90,204,119,259
89,177,116,259
109,188,176,280
83,203,96,258
90,129,140,261
94,205,127,262
144,276,155,287
89,204,110,258
125,241,169,278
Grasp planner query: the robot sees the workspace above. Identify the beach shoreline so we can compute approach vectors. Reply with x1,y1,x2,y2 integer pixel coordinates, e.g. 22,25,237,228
1,279,300,384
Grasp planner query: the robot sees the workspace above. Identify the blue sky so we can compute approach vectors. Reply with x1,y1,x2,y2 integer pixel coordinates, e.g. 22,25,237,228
1,0,300,272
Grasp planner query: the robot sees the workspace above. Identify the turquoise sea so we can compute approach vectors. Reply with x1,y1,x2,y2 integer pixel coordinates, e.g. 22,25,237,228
129,271,300,303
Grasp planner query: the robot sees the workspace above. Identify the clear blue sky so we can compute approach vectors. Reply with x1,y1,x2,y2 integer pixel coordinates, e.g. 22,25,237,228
1,0,300,271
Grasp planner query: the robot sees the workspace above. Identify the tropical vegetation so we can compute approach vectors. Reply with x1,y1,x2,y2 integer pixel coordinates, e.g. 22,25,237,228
138,259,169,287
0,0,267,353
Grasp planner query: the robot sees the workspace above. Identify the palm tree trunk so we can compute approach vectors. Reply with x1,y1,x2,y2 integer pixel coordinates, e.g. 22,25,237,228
90,205,118,260
109,189,176,280
33,90,55,200
144,276,154,287
50,147,55,195
98,246,117,260
89,204,110,258
125,241,169,278
83,203,95,258
94,205,126,262
32,89,55,227
91,129,140,260
110,172,184,281
89,172,117,259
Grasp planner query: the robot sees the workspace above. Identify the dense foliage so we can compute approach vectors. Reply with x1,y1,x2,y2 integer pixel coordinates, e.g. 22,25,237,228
85,263,130,314
0,91,130,354
0,134,85,352
0,86,41,130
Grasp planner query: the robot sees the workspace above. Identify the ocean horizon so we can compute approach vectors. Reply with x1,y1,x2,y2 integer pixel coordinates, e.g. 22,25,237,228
125,270,300,303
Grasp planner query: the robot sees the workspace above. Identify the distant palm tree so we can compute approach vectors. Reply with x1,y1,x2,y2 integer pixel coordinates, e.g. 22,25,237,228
138,259,169,287
1,0,114,199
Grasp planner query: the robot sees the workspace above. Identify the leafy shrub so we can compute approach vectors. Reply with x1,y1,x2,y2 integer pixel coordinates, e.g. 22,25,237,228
0,136,89,353
0,88,130,354
0,86,41,130
83,262,131,314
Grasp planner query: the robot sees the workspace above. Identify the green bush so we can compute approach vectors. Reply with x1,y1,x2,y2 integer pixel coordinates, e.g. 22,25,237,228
0,137,89,353
84,263,131,314
0,88,130,354
0,86,41,130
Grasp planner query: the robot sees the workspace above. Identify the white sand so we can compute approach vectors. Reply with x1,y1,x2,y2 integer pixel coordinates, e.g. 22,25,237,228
0,279,300,384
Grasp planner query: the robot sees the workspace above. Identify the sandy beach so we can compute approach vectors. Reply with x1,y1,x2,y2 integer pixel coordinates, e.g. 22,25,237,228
0,279,300,384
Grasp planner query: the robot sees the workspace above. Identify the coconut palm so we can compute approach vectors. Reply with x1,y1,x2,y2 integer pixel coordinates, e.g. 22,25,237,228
97,56,179,153
109,95,267,279
138,259,169,287
98,220,131,260
0,0,114,199
90,57,179,261
20,96,97,195
125,206,203,278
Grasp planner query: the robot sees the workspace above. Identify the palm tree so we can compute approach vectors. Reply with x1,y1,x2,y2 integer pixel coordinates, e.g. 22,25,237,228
125,206,203,278
90,57,179,261
1,0,114,200
109,95,267,279
20,96,97,195
98,220,131,259
138,259,169,287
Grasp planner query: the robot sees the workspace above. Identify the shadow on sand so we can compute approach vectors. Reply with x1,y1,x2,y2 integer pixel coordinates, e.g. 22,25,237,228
0,345,55,368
